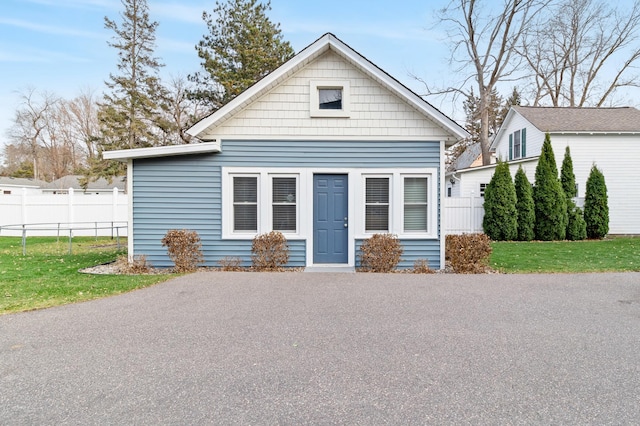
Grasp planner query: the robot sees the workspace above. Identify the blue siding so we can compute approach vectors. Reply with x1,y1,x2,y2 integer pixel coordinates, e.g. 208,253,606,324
132,140,441,268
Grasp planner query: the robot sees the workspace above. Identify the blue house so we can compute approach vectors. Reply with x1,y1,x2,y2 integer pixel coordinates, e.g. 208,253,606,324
104,33,467,270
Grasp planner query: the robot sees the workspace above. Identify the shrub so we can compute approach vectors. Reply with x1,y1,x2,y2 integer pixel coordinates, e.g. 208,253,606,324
251,231,289,271
514,166,535,241
584,164,609,239
412,258,435,274
161,229,204,273
115,254,152,274
218,256,244,271
533,133,567,240
566,202,587,241
359,233,403,273
445,233,492,274
483,161,517,240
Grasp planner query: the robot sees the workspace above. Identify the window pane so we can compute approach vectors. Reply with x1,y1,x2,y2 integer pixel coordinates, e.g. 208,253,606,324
366,178,389,203
273,205,296,231
234,177,257,203
273,178,296,203
234,205,257,231
404,177,427,203
404,205,427,231
319,88,342,109
366,205,389,231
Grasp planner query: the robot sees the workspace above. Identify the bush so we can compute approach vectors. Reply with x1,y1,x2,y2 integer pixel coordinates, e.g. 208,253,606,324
115,254,152,274
566,202,587,241
514,166,535,241
584,164,609,239
483,161,517,240
445,233,492,273
218,256,244,271
251,231,289,271
161,229,204,273
533,133,567,240
359,233,403,273
412,258,435,274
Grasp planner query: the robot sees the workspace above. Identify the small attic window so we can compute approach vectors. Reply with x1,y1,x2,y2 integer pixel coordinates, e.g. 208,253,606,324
319,88,342,109
310,80,350,117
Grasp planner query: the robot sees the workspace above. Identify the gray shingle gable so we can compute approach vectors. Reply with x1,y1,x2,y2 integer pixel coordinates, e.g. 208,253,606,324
514,105,640,132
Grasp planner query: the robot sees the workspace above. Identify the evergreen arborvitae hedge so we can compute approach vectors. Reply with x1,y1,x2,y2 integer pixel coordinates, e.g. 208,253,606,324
560,146,586,240
533,133,567,240
482,161,517,240
584,164,609,239
514,166,535,241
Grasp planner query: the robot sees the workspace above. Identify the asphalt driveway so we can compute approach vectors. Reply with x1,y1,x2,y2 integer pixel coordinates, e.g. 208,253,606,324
1,272,640,425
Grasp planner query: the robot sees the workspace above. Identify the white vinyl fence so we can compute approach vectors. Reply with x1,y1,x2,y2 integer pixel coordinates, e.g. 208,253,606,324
443,196,485,234
0,188,128,237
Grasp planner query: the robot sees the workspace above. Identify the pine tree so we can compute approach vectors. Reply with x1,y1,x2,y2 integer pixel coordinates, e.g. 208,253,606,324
514,166,535,241
584,164,609,239
189,0,295,111
94,0,171,179
482,161,517,240
560,146,586,240
533,133,567,240
560,146,577,198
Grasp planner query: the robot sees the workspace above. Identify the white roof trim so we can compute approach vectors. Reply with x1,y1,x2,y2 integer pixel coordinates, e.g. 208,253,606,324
187,33,468,141
103,141,221,161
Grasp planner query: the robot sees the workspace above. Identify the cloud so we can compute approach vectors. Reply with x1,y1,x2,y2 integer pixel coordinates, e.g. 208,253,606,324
21,0,116,9
0,45,92,64
0,17,104,39
153,3,206,24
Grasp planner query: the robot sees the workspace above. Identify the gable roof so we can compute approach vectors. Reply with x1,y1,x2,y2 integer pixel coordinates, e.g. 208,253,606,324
187,33,467,143
513,105,640,133
0,177,47,188
450,143,482,171
43,175,126,191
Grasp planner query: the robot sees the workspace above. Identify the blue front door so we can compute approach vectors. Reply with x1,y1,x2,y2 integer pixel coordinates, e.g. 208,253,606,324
313,174,348,264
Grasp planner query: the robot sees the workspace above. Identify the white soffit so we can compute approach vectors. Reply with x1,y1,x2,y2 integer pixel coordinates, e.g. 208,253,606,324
103,141,221,161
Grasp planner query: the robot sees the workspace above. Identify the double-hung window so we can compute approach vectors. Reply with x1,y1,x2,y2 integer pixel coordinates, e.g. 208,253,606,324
272,177,297,232
403,177,428,232
233,176,258,232
509,128,527,160
365,177,390,232
227,170,299,238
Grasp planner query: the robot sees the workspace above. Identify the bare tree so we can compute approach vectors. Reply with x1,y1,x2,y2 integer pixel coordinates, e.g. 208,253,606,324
64,89,100,161
431,0,548,165
521,0,640,107
7,88,59,180
162,75,208,144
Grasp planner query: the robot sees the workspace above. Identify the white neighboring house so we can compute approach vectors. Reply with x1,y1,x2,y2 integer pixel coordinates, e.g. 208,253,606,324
42,175,126,195
449,105,640,234
0,177,47,195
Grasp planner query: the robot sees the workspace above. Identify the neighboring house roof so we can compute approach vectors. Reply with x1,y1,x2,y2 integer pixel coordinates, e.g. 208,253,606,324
450,143,482,171
0,177,47,188
43,175,126,192
513,105,640,133
187,32,468,144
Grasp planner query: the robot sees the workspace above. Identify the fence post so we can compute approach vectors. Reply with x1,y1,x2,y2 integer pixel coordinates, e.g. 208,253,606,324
22,224,26,256
470,191,475,233
68,187,75,236
21,187,27,225
112,187,119,239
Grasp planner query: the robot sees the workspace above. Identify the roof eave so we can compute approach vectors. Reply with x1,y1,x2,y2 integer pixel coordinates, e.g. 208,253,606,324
103,141,221,161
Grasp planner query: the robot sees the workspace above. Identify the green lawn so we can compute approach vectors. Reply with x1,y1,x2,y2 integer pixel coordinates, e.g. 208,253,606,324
490,237,640,273
1,237,173,315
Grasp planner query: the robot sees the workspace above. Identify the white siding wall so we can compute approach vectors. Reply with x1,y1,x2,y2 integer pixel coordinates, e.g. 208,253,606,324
455,159,538,198
204,51,451,141
551,134,640,234
494,112,545,160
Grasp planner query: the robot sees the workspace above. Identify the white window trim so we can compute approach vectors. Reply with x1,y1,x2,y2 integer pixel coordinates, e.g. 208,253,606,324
355,169,438,240
310,80,351,118
222,169,301,240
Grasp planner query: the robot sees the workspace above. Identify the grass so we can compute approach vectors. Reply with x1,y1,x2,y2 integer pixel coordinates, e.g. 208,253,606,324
490,237,640,273
1,237,174,315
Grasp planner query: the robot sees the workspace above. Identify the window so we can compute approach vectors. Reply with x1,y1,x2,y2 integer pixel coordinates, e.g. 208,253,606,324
404,177,428,232
365,177,389,231
479,183,488,197
272,177,297,232
509,128,527,160
310,80,350,117
233,176,258,232
319,89,342,110
513,130,521,158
